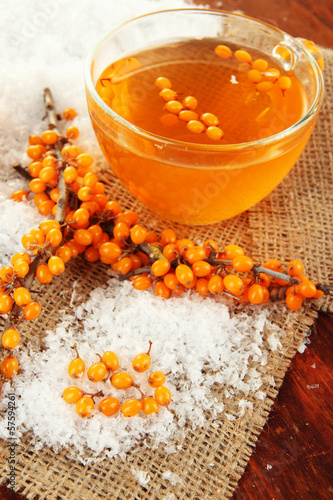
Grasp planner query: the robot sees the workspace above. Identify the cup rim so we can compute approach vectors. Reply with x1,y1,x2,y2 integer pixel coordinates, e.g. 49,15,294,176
85,8,324,152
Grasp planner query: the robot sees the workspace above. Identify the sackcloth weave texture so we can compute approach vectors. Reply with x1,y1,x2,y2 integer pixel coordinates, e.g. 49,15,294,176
0,49,331,500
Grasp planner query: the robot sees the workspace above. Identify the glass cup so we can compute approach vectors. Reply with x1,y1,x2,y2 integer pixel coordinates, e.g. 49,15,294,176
85,9,324,225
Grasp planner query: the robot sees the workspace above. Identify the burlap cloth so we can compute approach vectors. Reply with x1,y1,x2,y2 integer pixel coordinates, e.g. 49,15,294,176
0,49,332,500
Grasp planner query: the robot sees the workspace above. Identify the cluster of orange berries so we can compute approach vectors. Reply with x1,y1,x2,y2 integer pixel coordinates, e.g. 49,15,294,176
63,343,172,418
214,45,292,95
156,76,224,141
2,102,328,383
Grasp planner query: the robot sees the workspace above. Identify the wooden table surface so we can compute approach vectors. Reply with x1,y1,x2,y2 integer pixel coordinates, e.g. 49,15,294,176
1,1,332,499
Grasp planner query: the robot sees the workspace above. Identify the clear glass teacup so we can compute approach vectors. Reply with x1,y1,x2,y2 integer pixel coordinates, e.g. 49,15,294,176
85,9,324,225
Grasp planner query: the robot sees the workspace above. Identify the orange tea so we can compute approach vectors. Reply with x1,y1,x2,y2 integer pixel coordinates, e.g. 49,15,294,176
86,14,322,225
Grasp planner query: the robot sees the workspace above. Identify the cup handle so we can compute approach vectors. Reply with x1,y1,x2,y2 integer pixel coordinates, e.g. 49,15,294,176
297,38,324,72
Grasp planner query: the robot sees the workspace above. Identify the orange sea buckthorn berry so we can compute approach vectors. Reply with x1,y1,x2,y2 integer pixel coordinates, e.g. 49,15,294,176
11,252,31,267
87,361,107,382
232,255,254,273
206,126,224,141
163,244,178,260
165,100,183,115
196,277,209,296
252,59,268,71
121,399,142,417
56,245,72,263
2,328,20,349
154,386,171,406
36,264,53,284
68,346,85,379
192,261,211,277
130,224,147,244
287,260,304,277
33,192,49,207
76,396,94,417
155,281,171,299
13,260,29,278
39,220,60,234
1,355,19,379
74,229,93,247
30,228,45,245
278,76,292,92
21,233,38,250
223,275,244,296
63,166,78,185
41,129,58,145
263,68,280,82
182,95,198,110
84,246,99,263
262,286,270,303
112,257,132,275
164,273,179,290
72,208,91,227
50,188,60,202
101,351,119,372
148,371,166,388
23,301,41,320
63,387,84,404
234,50,252,63
298,280,317,298
160,228,177,246
48,255,65,276
111,372,134,389
175,264,194,286
286,293,303,311
133,276,152,291
13,287,31,307
61,144,79,159
29,161,43,178
38,200,55,216
222,245,244,260
256,81,274,93
42,155,57,168
77,186,94,202
0,266,13,282
172,283,185,296
26,144,46,161
11,190,29,202
76,153,93,168
248,69,262,83
215,44,232,59
144,230,158,244
63,108,77,120
93,193,108,210
259,273,271,288
66,126,79,139
263,259,282,272
179,110,199,122
29,178,46,193
200,112,219,127
248,284,264,304
82,173,98,189
208,275,224,295
98,397,120,416
46,228,63,247
151,258,171,277
99,241,122,261
29,134,43,146
142,397,159,415
116,210,139,227
129,254,142,270
155,76,172,90
132,341,152,373
185,246,206,264
87,225,102,245
159,88,177,102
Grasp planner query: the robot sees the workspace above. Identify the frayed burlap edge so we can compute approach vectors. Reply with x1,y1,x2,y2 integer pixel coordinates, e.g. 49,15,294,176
0,50,331,500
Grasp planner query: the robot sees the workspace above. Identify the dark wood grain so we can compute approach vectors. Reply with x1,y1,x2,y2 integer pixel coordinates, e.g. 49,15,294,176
1,1,332,499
